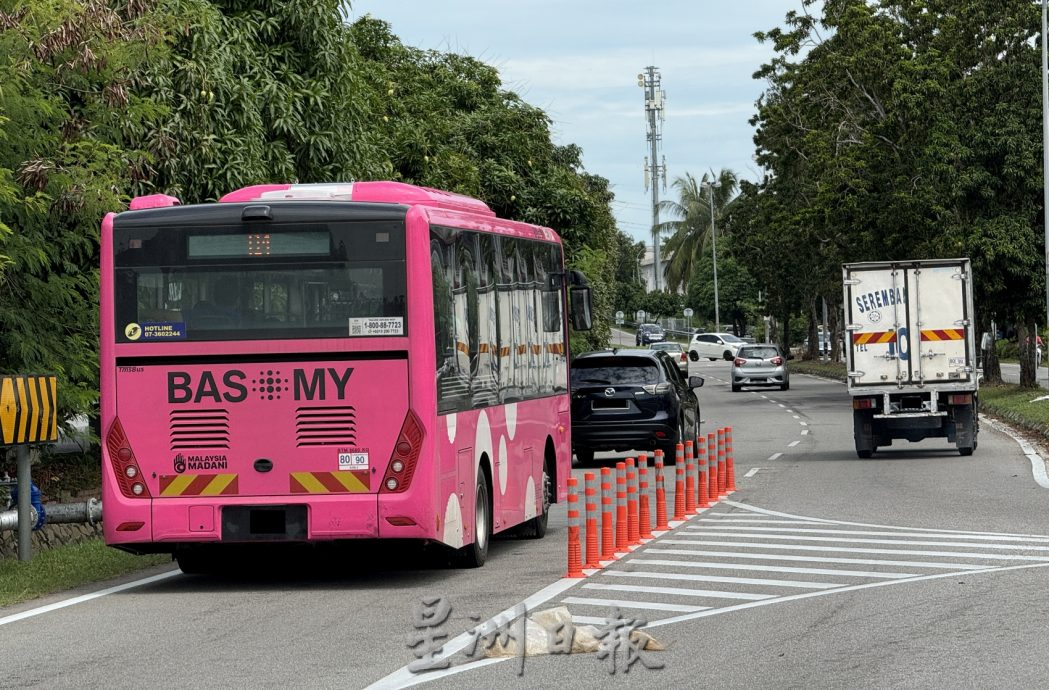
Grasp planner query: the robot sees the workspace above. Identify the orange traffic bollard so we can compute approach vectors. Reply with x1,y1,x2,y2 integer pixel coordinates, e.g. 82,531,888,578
654,450,669,530
726,426,737,493
707,432,718,504
684,439,697,514
584,471,600,569
673,443,686,521
615,462,628,551
626,458,640,546
638,454,653,539
600,467,615,561
565,476,584,578
717,428,728,498
697,436,711,509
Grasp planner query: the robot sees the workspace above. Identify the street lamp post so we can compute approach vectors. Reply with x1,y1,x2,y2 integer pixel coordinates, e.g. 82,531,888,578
1042,0,1049,387
703,180,722,332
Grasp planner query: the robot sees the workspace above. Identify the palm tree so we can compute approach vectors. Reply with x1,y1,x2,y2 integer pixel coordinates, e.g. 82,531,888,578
655,169,738,292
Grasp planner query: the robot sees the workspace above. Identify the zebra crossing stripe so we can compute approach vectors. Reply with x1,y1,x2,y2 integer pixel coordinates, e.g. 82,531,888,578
582,582,777,600
561,597,709,613
626,557,914,579
688,525,1049,543
673,539,1049,561
647,545,988,570
602,570,840,589
680,530,1049,551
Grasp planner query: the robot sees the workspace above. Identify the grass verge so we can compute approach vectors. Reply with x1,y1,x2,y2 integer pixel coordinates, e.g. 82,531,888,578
790,359,847,381
0,539,170,608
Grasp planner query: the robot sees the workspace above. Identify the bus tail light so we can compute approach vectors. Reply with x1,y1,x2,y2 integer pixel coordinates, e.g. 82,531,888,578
105,418,151,499
386,516,417,526
381,410,423,494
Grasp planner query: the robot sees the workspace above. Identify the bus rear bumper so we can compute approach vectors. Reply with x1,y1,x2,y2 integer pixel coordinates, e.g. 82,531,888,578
106,494,389,547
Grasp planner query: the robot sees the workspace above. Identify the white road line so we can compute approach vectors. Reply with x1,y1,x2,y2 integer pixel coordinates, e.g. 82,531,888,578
680,530,1049,552
598,574,777,599
981,414,1049,489
799,421,808,426
792,415,800,419
722,500,1049,538
671,539,1049,562
786,410,794,414
646,546,987,570
801,429,810,435
699,518,829,525
603,570,840,590
626,558,914,579
768,452,783,461
582,582,777,601
646,561,1049,630
778,403,786,408
686,525,1049,544
0,570,181,627
571,615,611,626
788,440,800,447
561,596,709,613
744,468,760,478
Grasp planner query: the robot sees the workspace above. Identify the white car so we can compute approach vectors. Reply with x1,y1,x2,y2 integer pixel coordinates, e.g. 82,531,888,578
689,332,745,361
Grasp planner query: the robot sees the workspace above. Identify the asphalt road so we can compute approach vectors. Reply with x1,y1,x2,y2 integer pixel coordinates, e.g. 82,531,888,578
5,360,1049,689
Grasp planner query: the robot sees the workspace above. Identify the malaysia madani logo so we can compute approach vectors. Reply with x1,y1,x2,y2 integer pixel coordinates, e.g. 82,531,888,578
173,453,187,473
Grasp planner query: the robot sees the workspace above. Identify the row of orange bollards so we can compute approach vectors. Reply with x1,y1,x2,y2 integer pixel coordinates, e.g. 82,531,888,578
566,426,738,578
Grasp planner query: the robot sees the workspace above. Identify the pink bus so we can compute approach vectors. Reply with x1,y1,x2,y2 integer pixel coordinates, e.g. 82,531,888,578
100,181,592,571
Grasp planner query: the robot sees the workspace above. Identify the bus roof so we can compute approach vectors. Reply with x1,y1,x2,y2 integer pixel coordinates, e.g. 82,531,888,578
215,181,496,217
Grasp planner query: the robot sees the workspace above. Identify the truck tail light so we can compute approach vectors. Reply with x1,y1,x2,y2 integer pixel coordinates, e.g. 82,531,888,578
853,398,876,410
948,393,973,405
105,417,151,498
381,410,423,493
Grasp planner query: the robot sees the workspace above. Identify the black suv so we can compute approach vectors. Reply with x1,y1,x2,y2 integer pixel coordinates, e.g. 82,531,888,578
635,323,666,346
570,349,704,464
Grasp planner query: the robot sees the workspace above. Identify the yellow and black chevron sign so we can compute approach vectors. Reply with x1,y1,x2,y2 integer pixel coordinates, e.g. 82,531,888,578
0,375,58,446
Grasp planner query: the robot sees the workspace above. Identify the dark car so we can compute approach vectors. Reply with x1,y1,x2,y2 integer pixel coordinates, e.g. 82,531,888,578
635,323,666,346
570,349,704,464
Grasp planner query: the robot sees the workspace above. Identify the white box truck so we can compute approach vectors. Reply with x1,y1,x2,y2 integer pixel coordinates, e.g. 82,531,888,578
843,258,978,457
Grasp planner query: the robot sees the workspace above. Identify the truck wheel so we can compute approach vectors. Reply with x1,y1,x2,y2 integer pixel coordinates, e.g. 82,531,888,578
853,409,876,459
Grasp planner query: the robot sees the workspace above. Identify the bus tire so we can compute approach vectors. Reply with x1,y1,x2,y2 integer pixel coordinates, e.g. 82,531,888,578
519,464,550,539
456,471,491,568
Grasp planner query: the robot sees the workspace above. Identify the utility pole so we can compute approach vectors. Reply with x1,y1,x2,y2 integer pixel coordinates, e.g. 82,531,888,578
639,67,667,292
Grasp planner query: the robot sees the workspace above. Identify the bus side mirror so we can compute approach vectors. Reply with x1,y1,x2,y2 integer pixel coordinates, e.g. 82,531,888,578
569,286,593,331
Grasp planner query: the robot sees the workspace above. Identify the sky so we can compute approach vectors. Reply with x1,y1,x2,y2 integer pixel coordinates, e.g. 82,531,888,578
346,1,809,244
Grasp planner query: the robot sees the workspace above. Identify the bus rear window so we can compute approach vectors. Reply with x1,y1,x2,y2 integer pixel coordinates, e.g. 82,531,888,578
113,221,406,342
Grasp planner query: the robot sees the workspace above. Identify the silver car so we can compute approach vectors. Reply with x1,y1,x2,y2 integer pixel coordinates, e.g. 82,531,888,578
649,341,688,374
731,344,789,391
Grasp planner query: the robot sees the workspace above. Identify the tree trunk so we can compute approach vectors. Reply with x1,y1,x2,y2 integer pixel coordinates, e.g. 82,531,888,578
979,316,1001,384
827,295,842,363
806,297,819,360
1018,322,1037,388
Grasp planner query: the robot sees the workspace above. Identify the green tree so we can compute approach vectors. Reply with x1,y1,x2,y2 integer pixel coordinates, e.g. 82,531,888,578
655,169,738,293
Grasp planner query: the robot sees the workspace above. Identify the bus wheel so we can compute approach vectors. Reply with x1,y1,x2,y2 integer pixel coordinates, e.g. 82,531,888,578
456,473,491,568
519,465,550,539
